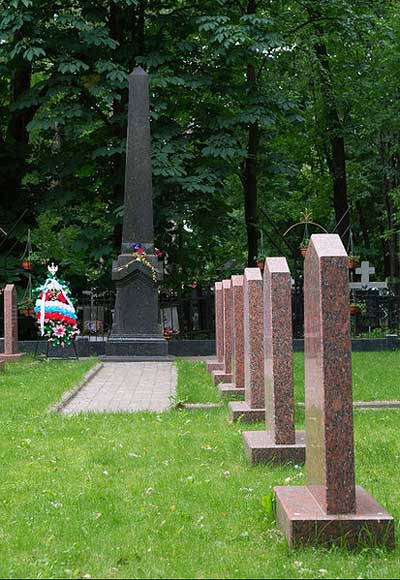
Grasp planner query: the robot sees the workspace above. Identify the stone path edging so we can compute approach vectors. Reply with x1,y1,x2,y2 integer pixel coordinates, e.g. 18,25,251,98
52,362,104,413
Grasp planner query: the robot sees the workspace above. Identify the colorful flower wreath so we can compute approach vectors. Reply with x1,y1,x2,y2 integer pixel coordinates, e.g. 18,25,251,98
132,243,158,285
33,264,80,347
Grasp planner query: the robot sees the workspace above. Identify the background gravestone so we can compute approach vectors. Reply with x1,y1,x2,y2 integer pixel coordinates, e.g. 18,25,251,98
212,279,233,384
207,281,224,373
229,268,264,422
274,234,395,548
243,258,305,463
218,274,245,398
106,67,167,357
0,284,23,362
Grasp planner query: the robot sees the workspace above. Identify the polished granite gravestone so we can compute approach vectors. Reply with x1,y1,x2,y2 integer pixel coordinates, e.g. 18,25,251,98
275,234,395,549
218,274,245,398
229,268,264,422
243,258,305,463
0,285,23,362
207,282,224,373
212,279,233,384
106,67,167,357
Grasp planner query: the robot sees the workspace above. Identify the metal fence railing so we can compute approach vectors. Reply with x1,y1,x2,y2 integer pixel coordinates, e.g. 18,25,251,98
1,286,399,342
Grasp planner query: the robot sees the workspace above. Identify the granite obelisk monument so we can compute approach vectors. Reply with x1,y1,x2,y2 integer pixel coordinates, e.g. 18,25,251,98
106,67,167,356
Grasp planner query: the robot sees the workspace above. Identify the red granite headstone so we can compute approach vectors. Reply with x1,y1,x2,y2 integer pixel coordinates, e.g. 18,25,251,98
243,257,305,462
207,281,224,373
0,284,23,362
275,234,395,548
212,279,233,384
229,268,264,422
218,275,245,398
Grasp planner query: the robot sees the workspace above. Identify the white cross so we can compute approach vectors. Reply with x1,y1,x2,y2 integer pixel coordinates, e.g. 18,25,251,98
349,261,387,291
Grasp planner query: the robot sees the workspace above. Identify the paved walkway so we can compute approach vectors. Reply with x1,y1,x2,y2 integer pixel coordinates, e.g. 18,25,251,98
62,362,176,415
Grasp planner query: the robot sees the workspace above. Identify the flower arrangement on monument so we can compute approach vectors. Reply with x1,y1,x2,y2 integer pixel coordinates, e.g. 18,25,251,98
33,263,80,347
132,243,158,285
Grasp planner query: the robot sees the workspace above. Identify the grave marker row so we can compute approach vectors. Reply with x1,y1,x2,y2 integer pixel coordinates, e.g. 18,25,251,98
208,234,394,549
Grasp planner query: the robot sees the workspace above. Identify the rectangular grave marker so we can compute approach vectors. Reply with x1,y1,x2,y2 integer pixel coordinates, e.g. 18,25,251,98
229,268,264,422
0,284,23,361
275,234,394,548
207,281,224,373
243,258,305,462
218,275,245,398
212,279,233,384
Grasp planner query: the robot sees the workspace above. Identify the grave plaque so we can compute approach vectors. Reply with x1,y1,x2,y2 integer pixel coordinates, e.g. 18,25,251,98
275,234,395,548
243,258,305,463
218,275,245,398
207,282,224,373
229,268,264,422
212,279,233,384
0,284,23,361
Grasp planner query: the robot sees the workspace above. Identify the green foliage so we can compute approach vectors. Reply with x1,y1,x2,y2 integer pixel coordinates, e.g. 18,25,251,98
0,0,399,289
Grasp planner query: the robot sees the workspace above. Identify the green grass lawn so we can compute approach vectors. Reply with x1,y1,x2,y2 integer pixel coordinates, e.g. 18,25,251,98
294,351,400,402
0,355,399,579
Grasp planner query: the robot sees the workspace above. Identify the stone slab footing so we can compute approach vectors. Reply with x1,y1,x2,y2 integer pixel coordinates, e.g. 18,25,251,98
105,337,168,357
207,361,224,373
228,401,265,423
275,485,395,549
0,353,24,362
243,430,306,464
218,383,245,398
212,370,232,385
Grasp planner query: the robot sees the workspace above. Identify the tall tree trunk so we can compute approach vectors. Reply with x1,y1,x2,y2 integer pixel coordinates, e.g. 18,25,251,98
242,0,259,267
308,7,350,248
3,58,34,215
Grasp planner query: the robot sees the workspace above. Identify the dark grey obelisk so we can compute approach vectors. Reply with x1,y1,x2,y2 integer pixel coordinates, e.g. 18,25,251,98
107,67,167,356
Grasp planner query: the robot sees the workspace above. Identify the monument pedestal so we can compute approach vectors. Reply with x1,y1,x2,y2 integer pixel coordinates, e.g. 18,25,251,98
105,336,168,357
228,401,264,422
108,254,167,357
0,353,24,362
243,430,305,464
275,485,395,549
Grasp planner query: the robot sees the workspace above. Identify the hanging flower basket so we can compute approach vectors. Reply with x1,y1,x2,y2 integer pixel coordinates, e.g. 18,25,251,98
22,307,35,317
350,305,360,315
22,259,33,271
300,238,310,259
348,255,359,270
255,256,265,270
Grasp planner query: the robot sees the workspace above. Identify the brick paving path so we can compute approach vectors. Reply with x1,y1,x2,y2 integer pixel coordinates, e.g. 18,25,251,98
62,362,176,415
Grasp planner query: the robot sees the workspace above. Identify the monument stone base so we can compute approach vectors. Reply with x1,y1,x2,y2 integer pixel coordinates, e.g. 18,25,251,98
212,370,232,385
228,401,265,422
218,383,245,399
275,485,395,549
242,430,305,464
207,361,224,373
105,335,168,357
0,353,24,362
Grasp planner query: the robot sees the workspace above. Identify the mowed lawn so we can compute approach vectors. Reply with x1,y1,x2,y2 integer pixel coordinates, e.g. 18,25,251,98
0,354,398,579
